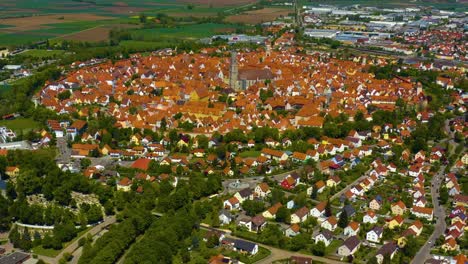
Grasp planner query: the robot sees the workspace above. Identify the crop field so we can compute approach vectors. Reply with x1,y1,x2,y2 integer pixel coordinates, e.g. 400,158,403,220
226,7,293,24
0,0,257,46
130,23,246,41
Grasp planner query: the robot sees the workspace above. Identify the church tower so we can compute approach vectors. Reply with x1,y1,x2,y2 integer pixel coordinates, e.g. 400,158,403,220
229,51,238,90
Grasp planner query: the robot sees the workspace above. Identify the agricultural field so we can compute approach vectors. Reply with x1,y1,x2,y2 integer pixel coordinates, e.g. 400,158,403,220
17,49,67,58
226,7,293,24
0,0,258,46
130,23,247,41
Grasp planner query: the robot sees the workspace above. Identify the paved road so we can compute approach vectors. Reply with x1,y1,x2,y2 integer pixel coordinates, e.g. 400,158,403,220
330,172,369,201
412,118,458,264
411,165,447,264
35,215,116,264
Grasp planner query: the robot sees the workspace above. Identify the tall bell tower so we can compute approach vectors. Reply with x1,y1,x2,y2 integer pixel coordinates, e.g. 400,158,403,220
229,51,238,90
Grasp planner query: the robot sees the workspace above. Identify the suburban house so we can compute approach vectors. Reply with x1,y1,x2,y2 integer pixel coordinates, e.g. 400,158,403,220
233,239,258,255
338,236,361,257
261,148,288,161
314,230,334,246
262,203,282,219
254,182,271,198
285,224,301,237
234,188,254,203
117,177,132,192
219,210,232,225
375,242,398,264
310,201,326,218
321,216,338,231
363,210,378,224
367,226,384,243
411,206,434,221
391,201,407,215
386,215,404,229
224,197,240,210
369,196,383,211
281,173,301,190
344,221,360,237
291,206,309,224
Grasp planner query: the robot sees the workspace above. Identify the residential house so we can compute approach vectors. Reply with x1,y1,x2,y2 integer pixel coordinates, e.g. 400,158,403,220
281,173,300,190
285,224,301,237
315,180,326,193
219,210,232,225
344,221,360,237
391,201,407,215
254,182,271,198
310,201,327,218
233,240,258,255
326,175,341,187
263,203,282,219
375,242,398,264
291,206,309,224
363,210,378,224
224,197,240,210
234,188,253,203
338,236,361,257
369,196,383,211
117,177,132,192
314,230,333,246
367,226,384,243
411,206,433,221
5,166,19,178
321,216,338,231
387,215,404,230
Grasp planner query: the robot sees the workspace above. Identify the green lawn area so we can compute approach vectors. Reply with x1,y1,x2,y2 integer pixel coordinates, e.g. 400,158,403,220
0,118,40,133
326,239,341,256
239,150,261,158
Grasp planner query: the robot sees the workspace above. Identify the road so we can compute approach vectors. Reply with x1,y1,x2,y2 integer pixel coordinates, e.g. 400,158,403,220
412,118,459,264
411,165,447,264
200,226,346,264
330,172,369,201
35,215,116,264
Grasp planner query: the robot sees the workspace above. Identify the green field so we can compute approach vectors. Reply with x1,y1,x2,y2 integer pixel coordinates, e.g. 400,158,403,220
239,150,261,158
0,118,41,133
131,23,245,41
18,49,67,58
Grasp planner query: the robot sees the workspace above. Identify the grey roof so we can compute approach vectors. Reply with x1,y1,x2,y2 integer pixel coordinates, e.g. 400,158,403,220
370,226,384,236
342,235,360,251
377,242,398,256
317,229,334,240
238,188,253,198
234,239,257,252
0,252,30,264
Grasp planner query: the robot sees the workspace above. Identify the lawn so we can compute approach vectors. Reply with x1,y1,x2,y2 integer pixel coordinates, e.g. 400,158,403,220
0,118,41,133
239,150,261,158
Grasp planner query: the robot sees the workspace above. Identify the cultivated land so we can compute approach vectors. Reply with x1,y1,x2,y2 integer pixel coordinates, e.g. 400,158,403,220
226,7,293,24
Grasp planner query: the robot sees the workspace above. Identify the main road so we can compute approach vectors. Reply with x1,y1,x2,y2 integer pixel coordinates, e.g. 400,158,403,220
35,215,116,264
412,119,459,264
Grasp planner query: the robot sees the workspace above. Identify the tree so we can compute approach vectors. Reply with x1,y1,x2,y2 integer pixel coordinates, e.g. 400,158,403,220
312,241,326,256
439,186,449,205
57,90,71,101
242,200,265,216
80,158,91,169
139,13,147,23
276,207,290,223
402,235,419,257
288,233,309,251
324,200,332,217
338,209,349,228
